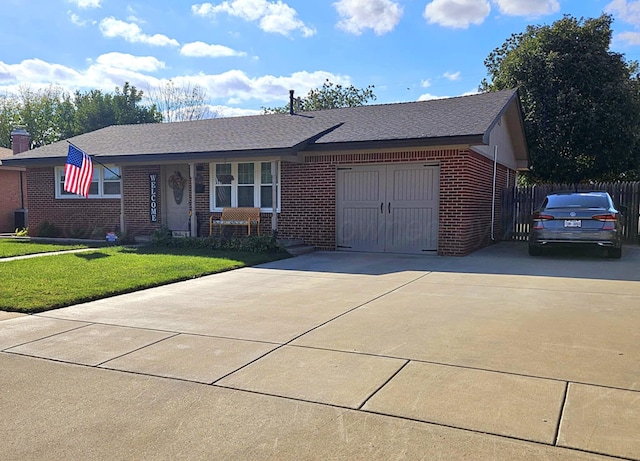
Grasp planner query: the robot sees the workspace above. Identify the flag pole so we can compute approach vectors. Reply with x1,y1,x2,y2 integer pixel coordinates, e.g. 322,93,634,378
66,140,126,233
66,140,121,179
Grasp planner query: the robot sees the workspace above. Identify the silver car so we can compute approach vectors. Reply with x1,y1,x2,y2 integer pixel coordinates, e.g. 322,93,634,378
528,191,623,258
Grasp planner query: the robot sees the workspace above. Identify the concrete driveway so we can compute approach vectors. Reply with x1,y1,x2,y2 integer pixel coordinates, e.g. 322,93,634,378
1,243,639,460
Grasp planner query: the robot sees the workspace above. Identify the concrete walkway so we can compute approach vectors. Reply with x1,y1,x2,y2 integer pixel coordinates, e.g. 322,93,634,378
1,243,639,460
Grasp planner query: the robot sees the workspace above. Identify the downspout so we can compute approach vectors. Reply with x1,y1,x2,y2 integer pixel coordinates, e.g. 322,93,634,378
271,160,278,238
190,163,197,237
491,145,498,241
119,166,125,234
19,170,25,209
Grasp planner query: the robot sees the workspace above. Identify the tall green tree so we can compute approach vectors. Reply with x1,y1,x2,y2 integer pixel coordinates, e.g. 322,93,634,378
481,14,640,183
74,83,161,134
0,95,20,148
0,85,72,148
263,79,376,114
0,82,162,149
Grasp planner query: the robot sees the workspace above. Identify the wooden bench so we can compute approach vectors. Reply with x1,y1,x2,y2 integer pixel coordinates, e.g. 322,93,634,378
210,207,261,237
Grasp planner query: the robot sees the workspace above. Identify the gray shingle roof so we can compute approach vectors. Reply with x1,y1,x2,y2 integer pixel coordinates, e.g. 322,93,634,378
5,89,520,165
0,147,13,159
309,89,518,145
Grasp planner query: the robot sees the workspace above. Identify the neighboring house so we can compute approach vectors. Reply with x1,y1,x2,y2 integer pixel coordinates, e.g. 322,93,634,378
0,129,29,232
3,89,529,255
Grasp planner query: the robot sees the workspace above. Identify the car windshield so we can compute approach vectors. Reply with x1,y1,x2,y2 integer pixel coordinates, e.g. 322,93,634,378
544,194,609,209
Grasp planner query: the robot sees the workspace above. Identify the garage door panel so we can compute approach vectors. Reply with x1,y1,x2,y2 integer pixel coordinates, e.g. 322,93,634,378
338,207,384,251
341,170,384,202
387,207,436,253
391,167,436,202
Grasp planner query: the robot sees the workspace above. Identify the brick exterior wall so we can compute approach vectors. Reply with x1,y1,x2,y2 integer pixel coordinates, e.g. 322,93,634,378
0,170,25,232
278,148,515,256
123,166,163,237
24,150,516,255
26,167,120,238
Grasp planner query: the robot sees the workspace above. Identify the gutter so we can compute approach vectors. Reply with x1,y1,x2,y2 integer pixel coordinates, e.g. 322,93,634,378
491,145,498,241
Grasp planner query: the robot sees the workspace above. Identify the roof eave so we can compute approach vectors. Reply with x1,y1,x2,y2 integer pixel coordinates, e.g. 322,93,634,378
1,147,302,168
302,134,485,153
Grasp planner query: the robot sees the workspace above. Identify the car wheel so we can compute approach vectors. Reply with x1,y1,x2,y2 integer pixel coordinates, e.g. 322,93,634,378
528,245,542,256
607,247,622,259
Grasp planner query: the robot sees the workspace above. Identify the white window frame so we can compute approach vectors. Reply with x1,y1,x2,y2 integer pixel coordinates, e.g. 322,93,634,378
209,161,280,212
55,165,122,199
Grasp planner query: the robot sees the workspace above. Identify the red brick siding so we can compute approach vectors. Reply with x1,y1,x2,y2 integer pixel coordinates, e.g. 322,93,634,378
279,149,516,256
122,166,163,236
441,150,509,255
0,170,26,232
194,163,211,237
26,167,120,238
23,152,516,254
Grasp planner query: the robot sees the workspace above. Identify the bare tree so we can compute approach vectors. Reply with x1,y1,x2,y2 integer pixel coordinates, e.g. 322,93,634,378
146,80,217,122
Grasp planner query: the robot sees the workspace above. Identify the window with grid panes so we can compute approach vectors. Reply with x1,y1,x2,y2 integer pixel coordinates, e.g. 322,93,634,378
209,161,279,211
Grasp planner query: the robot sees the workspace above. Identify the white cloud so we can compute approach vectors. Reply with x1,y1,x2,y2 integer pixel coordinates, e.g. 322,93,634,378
181,42,247,58
605,1,640,45
493,0,559,16
421,79,431,88
0,55,352,115
95,53,166,72
616,30,640,44
333,0,403,36
443,71,461,81
418,88,478,101
423,0,490,29
606,0,640,26
462,88,480,96
99,17,180,47
0,59,83,92
69,0,101,8
418,92,450,101
192,0,315,37
174,69,351,104
213,105,262,117
69,12,88,26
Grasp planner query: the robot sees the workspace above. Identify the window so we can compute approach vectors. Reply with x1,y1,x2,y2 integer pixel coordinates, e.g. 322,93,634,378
55,165,121,198
211,161,279,211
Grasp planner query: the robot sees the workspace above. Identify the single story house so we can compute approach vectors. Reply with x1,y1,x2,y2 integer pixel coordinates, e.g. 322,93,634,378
0,129,29,232
3,89,529,255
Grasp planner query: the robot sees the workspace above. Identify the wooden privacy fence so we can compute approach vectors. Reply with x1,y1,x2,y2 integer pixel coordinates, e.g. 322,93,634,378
502,182,640,244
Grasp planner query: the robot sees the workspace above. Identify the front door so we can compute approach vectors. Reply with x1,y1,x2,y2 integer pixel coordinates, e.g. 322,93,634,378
164,165,190,233
336,164,439,254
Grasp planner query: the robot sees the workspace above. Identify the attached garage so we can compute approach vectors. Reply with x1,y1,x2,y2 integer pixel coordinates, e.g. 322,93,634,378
336,164,439,254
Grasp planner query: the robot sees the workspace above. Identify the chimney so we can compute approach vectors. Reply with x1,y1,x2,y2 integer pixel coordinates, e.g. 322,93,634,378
11,128,30,155
289,90,294,115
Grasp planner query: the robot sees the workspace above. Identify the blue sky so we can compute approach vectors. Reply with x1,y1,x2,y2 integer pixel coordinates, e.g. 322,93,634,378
1,0,639,117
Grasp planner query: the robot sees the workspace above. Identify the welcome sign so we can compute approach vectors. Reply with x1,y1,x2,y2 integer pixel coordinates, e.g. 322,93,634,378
150,174,158,222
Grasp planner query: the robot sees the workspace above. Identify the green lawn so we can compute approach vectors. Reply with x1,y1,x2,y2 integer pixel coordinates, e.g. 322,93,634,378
0,245,286,313
0,239,93,258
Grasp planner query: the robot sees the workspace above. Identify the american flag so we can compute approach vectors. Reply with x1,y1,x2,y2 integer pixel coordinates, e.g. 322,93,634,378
64,144,94,197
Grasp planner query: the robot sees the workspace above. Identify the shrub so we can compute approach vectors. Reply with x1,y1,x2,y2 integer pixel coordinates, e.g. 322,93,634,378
150,232,284,254
150,225,174,246
66,224,90,239
35,221,60,238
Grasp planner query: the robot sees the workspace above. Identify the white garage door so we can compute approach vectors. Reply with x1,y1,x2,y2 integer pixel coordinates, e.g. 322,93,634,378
336,164,439,254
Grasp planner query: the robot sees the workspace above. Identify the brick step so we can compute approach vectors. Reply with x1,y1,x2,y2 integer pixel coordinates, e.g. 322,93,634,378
277,238,315,256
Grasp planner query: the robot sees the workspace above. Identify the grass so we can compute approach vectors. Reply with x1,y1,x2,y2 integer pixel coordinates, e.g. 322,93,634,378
0,239,94,258
0,245,287,313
